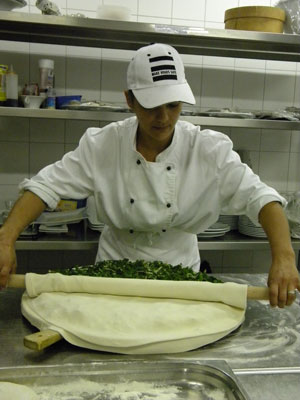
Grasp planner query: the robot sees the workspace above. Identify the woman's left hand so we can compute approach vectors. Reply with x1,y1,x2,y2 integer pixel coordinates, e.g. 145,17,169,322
258,201,300,308
267,256,300,308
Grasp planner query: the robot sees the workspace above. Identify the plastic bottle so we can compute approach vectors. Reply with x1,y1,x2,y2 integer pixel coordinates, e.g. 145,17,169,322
5,65,18,107
38,59,54,93
45,87,56,109
0,64,8,106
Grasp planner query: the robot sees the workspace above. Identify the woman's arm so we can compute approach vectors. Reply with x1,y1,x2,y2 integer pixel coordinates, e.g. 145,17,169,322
0,191,46,288
259,201,300,307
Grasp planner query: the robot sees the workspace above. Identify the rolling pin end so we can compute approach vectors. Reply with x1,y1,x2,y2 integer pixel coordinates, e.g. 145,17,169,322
24,329,62,351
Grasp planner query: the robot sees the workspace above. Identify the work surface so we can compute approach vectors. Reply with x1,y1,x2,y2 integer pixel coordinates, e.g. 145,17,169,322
1,274,300,399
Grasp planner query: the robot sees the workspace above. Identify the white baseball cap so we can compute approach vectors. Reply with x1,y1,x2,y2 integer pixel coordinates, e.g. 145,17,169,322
127,43,195,108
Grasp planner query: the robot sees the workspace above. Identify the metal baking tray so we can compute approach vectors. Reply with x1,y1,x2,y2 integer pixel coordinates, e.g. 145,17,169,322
0,360,249,399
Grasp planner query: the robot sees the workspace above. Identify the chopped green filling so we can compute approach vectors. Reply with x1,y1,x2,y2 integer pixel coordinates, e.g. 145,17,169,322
50,259,222,283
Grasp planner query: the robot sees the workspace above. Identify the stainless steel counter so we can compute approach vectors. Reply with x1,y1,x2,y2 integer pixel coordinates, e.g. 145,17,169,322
14,227,300,251
1,274,299,399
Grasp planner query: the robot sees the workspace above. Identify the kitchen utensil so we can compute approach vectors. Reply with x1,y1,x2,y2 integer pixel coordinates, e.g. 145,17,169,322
7,273,271,299
24,329,62,350
0,360,250,400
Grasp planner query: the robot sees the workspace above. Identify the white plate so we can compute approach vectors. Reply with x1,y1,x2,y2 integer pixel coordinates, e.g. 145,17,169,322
39,224,68,233
218,215,238,230
199,111,255,119
0,0,26,11
205,222,230,231
238,227,267,238
63,104,129,112
197,231,227,238
205,228,230,233
36,208,86,226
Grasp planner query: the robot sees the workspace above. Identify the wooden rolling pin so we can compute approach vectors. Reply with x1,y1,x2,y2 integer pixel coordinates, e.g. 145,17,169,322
24,329,62,351
7,273,271,299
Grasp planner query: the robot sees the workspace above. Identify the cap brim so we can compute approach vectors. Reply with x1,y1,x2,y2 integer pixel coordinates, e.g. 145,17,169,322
132,82,195,109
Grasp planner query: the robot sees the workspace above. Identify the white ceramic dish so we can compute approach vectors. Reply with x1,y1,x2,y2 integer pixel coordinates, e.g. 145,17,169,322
0,0,26,11
36,208,86,226
20,95,45,109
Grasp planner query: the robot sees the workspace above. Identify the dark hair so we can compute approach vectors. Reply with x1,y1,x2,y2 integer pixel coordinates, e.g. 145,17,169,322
128,89,135,101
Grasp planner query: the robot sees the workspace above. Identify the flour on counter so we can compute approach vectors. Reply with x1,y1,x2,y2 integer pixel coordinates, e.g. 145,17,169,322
34,379,181,400
33,378,229,400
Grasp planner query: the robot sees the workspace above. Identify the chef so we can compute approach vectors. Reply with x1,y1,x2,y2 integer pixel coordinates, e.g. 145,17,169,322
0,43,299,307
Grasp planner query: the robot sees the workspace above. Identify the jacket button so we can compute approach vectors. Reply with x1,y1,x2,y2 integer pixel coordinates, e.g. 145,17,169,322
167,166,171,171
130,198,134,204
166,203,171,208
129,229,134,234
136,160,141,165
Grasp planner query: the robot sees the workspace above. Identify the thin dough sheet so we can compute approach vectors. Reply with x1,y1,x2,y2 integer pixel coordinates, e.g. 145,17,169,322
21,273,247,354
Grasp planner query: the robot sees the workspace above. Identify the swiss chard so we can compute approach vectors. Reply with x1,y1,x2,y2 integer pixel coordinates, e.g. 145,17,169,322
50,259,222,283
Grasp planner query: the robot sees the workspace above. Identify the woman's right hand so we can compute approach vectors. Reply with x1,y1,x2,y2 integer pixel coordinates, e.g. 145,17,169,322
0,235,17,289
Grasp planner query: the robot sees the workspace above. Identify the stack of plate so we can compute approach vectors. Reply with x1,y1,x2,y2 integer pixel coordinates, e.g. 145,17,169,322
35,208,86,235
87,220,105,232
86,196,105,232
218,215,239,230
197,222,230,239
238,215,267,238
39,224,68,234
288,219,300,239
19,224,38,238
36,208,86,226
1,210,38,237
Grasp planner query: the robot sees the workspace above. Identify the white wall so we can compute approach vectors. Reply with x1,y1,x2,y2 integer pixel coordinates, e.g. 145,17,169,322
0,0,299,273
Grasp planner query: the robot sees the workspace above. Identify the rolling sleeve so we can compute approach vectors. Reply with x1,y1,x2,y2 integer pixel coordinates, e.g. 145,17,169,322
216,135,287,225
19,129,96,210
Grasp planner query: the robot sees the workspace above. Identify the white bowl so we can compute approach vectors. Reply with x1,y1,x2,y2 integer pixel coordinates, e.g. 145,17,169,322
0,0,27,11
96,5,131,21
20,95,45,109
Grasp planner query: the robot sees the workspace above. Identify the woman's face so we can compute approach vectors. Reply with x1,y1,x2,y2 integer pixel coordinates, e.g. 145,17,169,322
125,91,182,144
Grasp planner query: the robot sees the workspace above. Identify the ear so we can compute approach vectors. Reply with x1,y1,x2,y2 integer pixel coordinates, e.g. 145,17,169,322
124,90,134,110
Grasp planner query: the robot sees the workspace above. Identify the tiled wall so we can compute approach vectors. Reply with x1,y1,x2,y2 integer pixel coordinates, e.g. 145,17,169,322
0,0,299,273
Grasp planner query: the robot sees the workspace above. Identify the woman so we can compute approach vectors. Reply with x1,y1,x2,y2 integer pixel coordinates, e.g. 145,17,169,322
0,43,299,307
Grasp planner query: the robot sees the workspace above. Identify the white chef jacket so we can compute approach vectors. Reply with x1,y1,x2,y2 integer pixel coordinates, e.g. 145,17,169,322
20,117,286,270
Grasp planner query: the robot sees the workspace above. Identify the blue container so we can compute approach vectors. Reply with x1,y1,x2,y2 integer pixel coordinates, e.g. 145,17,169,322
56,95,82,109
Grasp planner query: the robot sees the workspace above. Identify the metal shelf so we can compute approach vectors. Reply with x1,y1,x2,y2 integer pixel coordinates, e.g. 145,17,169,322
15,230,300,251
1,107,299,130
0,12,300,61
0,106,131,122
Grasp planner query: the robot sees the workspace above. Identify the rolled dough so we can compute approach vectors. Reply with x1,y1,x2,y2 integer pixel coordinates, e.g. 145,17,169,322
21,273,248,354
0,382,38,400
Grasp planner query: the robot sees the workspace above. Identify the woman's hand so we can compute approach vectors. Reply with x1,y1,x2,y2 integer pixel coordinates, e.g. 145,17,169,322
259,201,300,307
0,191,47,289
268,255,300,307
0,235,17,289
